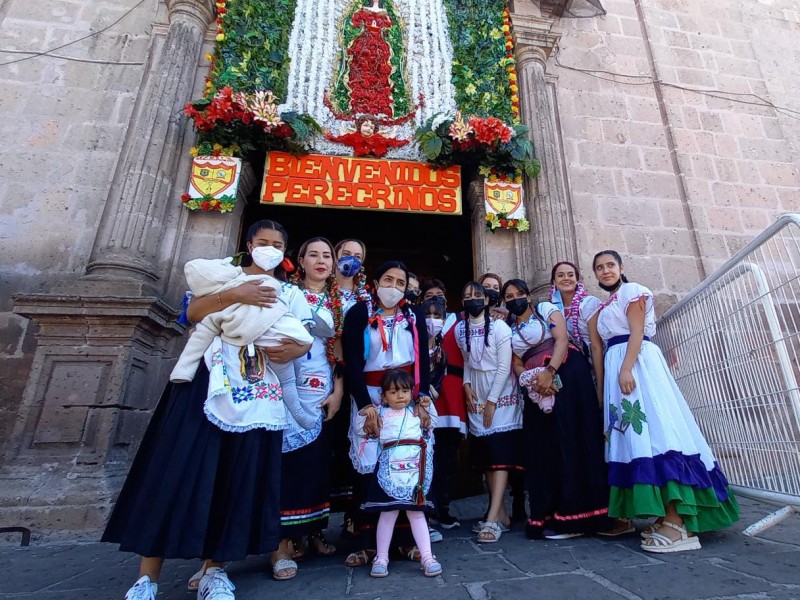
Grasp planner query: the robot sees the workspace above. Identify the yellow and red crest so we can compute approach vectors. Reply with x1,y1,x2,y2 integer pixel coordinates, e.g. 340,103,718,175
484,180,523,216
190,157,240,198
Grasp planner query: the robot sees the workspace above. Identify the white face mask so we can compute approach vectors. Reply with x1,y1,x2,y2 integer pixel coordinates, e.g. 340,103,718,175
426,317,444,338
377,286,404,308
251,246,284,271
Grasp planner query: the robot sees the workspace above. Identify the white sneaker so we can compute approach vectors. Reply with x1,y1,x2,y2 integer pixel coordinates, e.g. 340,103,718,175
124,575,157,600
428,526,443,543
198,567,236,600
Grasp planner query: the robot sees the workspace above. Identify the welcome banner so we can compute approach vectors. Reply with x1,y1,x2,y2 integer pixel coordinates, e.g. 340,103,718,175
261,152,462,215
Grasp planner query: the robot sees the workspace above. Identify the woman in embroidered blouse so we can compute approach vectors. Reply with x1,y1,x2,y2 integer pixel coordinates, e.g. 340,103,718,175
103,220,312,600
549,261,602,364
589,250,739,553
269,237,345,580
342,260,431,568
456,282,522,544
503,278,616,541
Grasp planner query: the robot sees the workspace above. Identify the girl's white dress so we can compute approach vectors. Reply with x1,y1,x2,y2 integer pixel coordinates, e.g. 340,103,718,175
358,405,437,511
596,282,739,531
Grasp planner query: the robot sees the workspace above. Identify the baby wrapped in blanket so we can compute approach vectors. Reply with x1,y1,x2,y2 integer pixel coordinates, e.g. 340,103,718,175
170,248,315,428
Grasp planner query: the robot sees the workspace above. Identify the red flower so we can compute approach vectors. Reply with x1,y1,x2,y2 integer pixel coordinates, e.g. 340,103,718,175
274,124,293,138
500,219,508,227
469,116,513,145
200,201,211,211
181,193,191,202
309,377,322,388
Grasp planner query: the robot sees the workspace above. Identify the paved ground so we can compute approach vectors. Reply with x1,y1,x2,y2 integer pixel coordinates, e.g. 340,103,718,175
1,495,799,600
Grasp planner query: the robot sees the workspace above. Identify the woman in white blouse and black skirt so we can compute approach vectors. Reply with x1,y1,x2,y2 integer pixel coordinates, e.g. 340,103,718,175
502,278,621,541
456,282,523,544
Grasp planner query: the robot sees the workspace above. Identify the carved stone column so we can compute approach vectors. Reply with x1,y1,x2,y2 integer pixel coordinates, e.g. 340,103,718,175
84,0,216,294
513,14,577,292
3,1,216,533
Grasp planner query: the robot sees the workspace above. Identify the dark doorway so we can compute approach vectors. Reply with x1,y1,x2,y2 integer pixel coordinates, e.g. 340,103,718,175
240,174,475,301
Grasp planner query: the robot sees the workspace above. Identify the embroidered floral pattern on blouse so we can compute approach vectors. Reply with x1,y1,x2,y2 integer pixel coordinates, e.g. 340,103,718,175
495,392,521,408
303,291,334,311
231,382,282,404
210,348,223,367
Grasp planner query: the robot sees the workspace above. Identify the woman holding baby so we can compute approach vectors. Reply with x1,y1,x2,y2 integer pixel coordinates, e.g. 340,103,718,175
102,219,313,600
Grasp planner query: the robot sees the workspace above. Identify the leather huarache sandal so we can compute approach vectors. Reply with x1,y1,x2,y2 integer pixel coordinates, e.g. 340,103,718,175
640,521,701,554
345,549,376,568
597,519,635,537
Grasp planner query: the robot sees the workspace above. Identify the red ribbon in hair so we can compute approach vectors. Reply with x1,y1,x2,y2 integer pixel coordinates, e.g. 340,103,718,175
281,257,296,273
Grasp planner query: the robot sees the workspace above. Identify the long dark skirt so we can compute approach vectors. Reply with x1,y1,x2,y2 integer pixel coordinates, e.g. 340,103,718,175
279,423,332,538
524,347,613,538
469,429,524,472
431,427,462,517
328,397,355,514
101,363,282,562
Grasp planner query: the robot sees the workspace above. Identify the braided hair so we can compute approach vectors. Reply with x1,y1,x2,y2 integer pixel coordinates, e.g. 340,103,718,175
550,261,588,344
461,281,491,354
290,237,344,365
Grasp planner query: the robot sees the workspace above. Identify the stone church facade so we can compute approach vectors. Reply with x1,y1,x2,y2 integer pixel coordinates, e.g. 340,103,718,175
0,0,798,532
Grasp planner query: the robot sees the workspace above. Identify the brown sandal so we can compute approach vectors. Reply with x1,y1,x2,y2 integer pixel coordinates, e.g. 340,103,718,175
345,549,376,567
289,538,306,561
307,531,336,556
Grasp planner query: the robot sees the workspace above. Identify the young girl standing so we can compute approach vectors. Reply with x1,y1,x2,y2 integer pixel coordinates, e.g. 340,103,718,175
590,250,739,553
356,369,442,578
456,282,522,544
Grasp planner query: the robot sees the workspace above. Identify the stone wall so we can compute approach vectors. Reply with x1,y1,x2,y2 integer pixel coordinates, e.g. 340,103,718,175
0,0,162,466
1,0,799,533
518,0,800,310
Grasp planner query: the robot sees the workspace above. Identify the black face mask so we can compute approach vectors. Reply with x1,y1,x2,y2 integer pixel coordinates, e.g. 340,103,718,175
506,297,529,316
483,288,500,307
463,299,485,317
598,276,625,293
404,289,420,303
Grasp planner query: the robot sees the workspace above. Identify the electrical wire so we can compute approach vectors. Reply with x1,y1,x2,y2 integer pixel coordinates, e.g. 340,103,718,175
552,47,800,121
0,0,148,67
0,48,144,66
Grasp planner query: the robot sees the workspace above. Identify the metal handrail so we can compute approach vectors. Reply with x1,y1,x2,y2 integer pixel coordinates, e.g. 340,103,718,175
655,212,800,536
660,213,800,321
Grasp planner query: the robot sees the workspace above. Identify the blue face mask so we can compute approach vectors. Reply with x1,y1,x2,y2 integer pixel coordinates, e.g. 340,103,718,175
337,255,362,277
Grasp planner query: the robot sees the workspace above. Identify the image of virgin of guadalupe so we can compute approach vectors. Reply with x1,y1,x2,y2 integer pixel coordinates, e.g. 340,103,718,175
281,0,458,159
